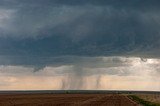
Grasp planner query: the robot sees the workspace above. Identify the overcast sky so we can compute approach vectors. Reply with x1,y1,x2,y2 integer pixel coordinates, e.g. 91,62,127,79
0,0,160,90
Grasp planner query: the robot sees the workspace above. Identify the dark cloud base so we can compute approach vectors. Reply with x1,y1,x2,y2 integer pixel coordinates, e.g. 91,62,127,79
0,0,160,58
0,35,159,58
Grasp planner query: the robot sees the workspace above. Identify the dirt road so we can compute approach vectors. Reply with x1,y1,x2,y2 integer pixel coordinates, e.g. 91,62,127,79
0,94,139,106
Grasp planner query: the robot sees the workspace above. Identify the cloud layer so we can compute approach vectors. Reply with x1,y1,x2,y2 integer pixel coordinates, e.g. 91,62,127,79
0,0,160,57
0,1,160,90
0,56,160,90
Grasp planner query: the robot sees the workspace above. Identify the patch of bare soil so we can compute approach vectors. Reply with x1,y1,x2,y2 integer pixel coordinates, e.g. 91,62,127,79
0,94,139,106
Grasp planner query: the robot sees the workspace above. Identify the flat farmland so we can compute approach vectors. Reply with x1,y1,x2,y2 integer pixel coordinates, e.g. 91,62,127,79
0,94,139,106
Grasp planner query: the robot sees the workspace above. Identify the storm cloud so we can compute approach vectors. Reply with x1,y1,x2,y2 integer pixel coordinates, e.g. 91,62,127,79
0,0,160,57
0,0,160,90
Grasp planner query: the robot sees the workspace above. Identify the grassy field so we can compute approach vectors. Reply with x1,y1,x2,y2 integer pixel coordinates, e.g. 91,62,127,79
128,94,160,106
136,94,160,104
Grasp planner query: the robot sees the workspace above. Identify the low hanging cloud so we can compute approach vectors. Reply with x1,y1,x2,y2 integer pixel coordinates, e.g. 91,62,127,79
0,56,160,90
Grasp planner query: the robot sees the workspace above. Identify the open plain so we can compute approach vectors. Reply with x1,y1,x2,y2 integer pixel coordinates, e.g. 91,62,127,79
0,93,139,106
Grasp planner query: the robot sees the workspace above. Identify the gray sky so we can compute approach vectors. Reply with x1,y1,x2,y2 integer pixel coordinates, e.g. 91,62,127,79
0,0,160,90
0,0,160,57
